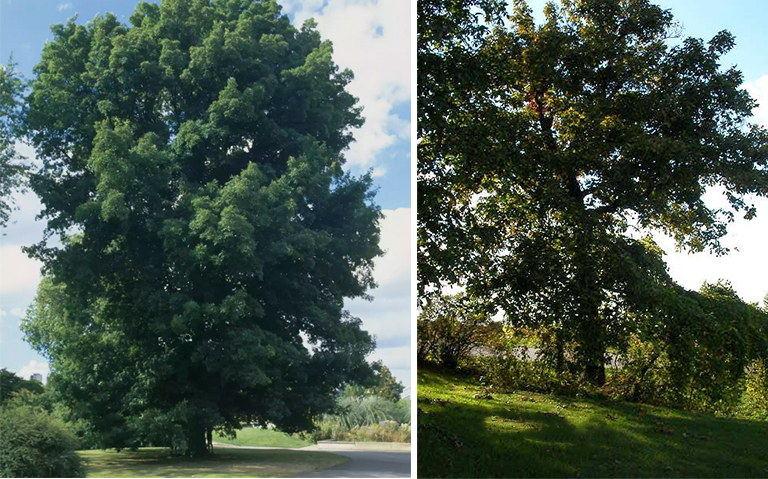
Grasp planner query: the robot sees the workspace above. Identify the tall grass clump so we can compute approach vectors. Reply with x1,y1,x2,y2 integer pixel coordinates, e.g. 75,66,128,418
312,396,411,442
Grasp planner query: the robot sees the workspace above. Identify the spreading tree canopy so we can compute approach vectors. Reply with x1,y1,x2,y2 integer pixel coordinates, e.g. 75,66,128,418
21,0,382,456
418,0,768,383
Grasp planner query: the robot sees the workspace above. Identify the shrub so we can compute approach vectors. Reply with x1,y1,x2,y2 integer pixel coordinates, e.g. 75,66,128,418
311,394,412,442
312,420,411,443
345,421,411,442
737,359,768,421
418,294,491,368
466,353,584,396
0,405,84,478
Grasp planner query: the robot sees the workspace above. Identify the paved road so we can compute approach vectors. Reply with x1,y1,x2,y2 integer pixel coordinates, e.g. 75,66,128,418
297,450,411,478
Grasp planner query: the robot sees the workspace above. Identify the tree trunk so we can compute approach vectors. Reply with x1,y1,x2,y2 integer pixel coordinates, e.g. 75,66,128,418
575,266,606,386
187,421,209,458
555,330,565,373
573,214,607,386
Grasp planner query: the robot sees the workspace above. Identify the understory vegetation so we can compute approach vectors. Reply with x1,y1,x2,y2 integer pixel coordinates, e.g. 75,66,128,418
311,394,412,443
0,377,85,478
0,406,84,478
419,284,768,421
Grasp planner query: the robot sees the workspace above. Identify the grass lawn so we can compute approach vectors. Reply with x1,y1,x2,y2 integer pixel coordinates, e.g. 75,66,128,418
78,447,347,478
418,366,768,478
213,427,313,448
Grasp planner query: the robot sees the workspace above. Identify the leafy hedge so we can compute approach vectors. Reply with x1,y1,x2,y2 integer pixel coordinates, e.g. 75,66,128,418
0,405,84,478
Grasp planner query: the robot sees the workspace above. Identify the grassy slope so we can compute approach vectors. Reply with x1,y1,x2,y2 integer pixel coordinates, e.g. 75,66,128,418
78,447,347,478
213,427,313,448
418,367,768,478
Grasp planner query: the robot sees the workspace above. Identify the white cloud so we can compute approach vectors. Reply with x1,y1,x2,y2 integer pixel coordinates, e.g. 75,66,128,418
0,246,42,295
57,3,72,12
746,74,768,129
348,208,411,385
281,0,410,170
18,360,49,383
368,345,410,386
372,208,410,287
371,166,387,178
0,310,5,317
9,307,24,317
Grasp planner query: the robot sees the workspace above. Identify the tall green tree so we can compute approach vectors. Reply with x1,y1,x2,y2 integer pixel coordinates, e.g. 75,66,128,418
418,0,768,384
21,0,382,457
0,60,29,228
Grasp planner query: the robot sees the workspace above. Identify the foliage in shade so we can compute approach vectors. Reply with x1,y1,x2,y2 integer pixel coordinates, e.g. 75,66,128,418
0,405,85,478
417,0,768,384
21,0,382,457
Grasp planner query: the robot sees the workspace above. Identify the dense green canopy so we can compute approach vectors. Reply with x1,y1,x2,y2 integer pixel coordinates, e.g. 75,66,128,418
22,0,382,456
418,0,768,383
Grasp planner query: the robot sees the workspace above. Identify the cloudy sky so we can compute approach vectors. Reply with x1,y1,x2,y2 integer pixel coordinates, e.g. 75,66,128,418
0,0,411,386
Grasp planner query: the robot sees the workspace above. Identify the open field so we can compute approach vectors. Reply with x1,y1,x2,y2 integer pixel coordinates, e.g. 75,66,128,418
418,367,768,478
78,447,347,478
213,427,313,448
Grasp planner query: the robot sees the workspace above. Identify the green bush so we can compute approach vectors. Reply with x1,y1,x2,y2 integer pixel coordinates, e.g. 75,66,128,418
0,405,84,478
737,359,768,421
418,294,491,368
466,353,585,396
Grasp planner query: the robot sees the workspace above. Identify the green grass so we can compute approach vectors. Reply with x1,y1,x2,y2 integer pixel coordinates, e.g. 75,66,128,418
418,366,768,478
213,427,313,448
78,447,347,478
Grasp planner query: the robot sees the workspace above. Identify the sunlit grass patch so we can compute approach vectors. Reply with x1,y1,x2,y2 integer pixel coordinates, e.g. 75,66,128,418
418,366,768,478
213,427,313,448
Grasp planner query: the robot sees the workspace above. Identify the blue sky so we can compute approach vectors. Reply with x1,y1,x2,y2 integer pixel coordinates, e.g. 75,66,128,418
0,0,412,385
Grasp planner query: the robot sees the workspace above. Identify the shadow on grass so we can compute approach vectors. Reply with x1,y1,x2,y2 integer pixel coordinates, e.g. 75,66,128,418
78,447,348,478
417,368,768,478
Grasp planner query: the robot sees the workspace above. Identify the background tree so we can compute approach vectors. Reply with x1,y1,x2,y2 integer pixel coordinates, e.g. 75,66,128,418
0,60,29,228
418,0,768,384
0,369,44,404
22,0,382,457
370,364,405,401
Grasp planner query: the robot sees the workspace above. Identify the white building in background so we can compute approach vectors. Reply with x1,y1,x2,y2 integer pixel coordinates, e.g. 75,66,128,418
31,373,43,382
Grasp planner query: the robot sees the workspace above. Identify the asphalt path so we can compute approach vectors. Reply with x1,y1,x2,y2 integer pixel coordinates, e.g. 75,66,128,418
297,450,411,478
